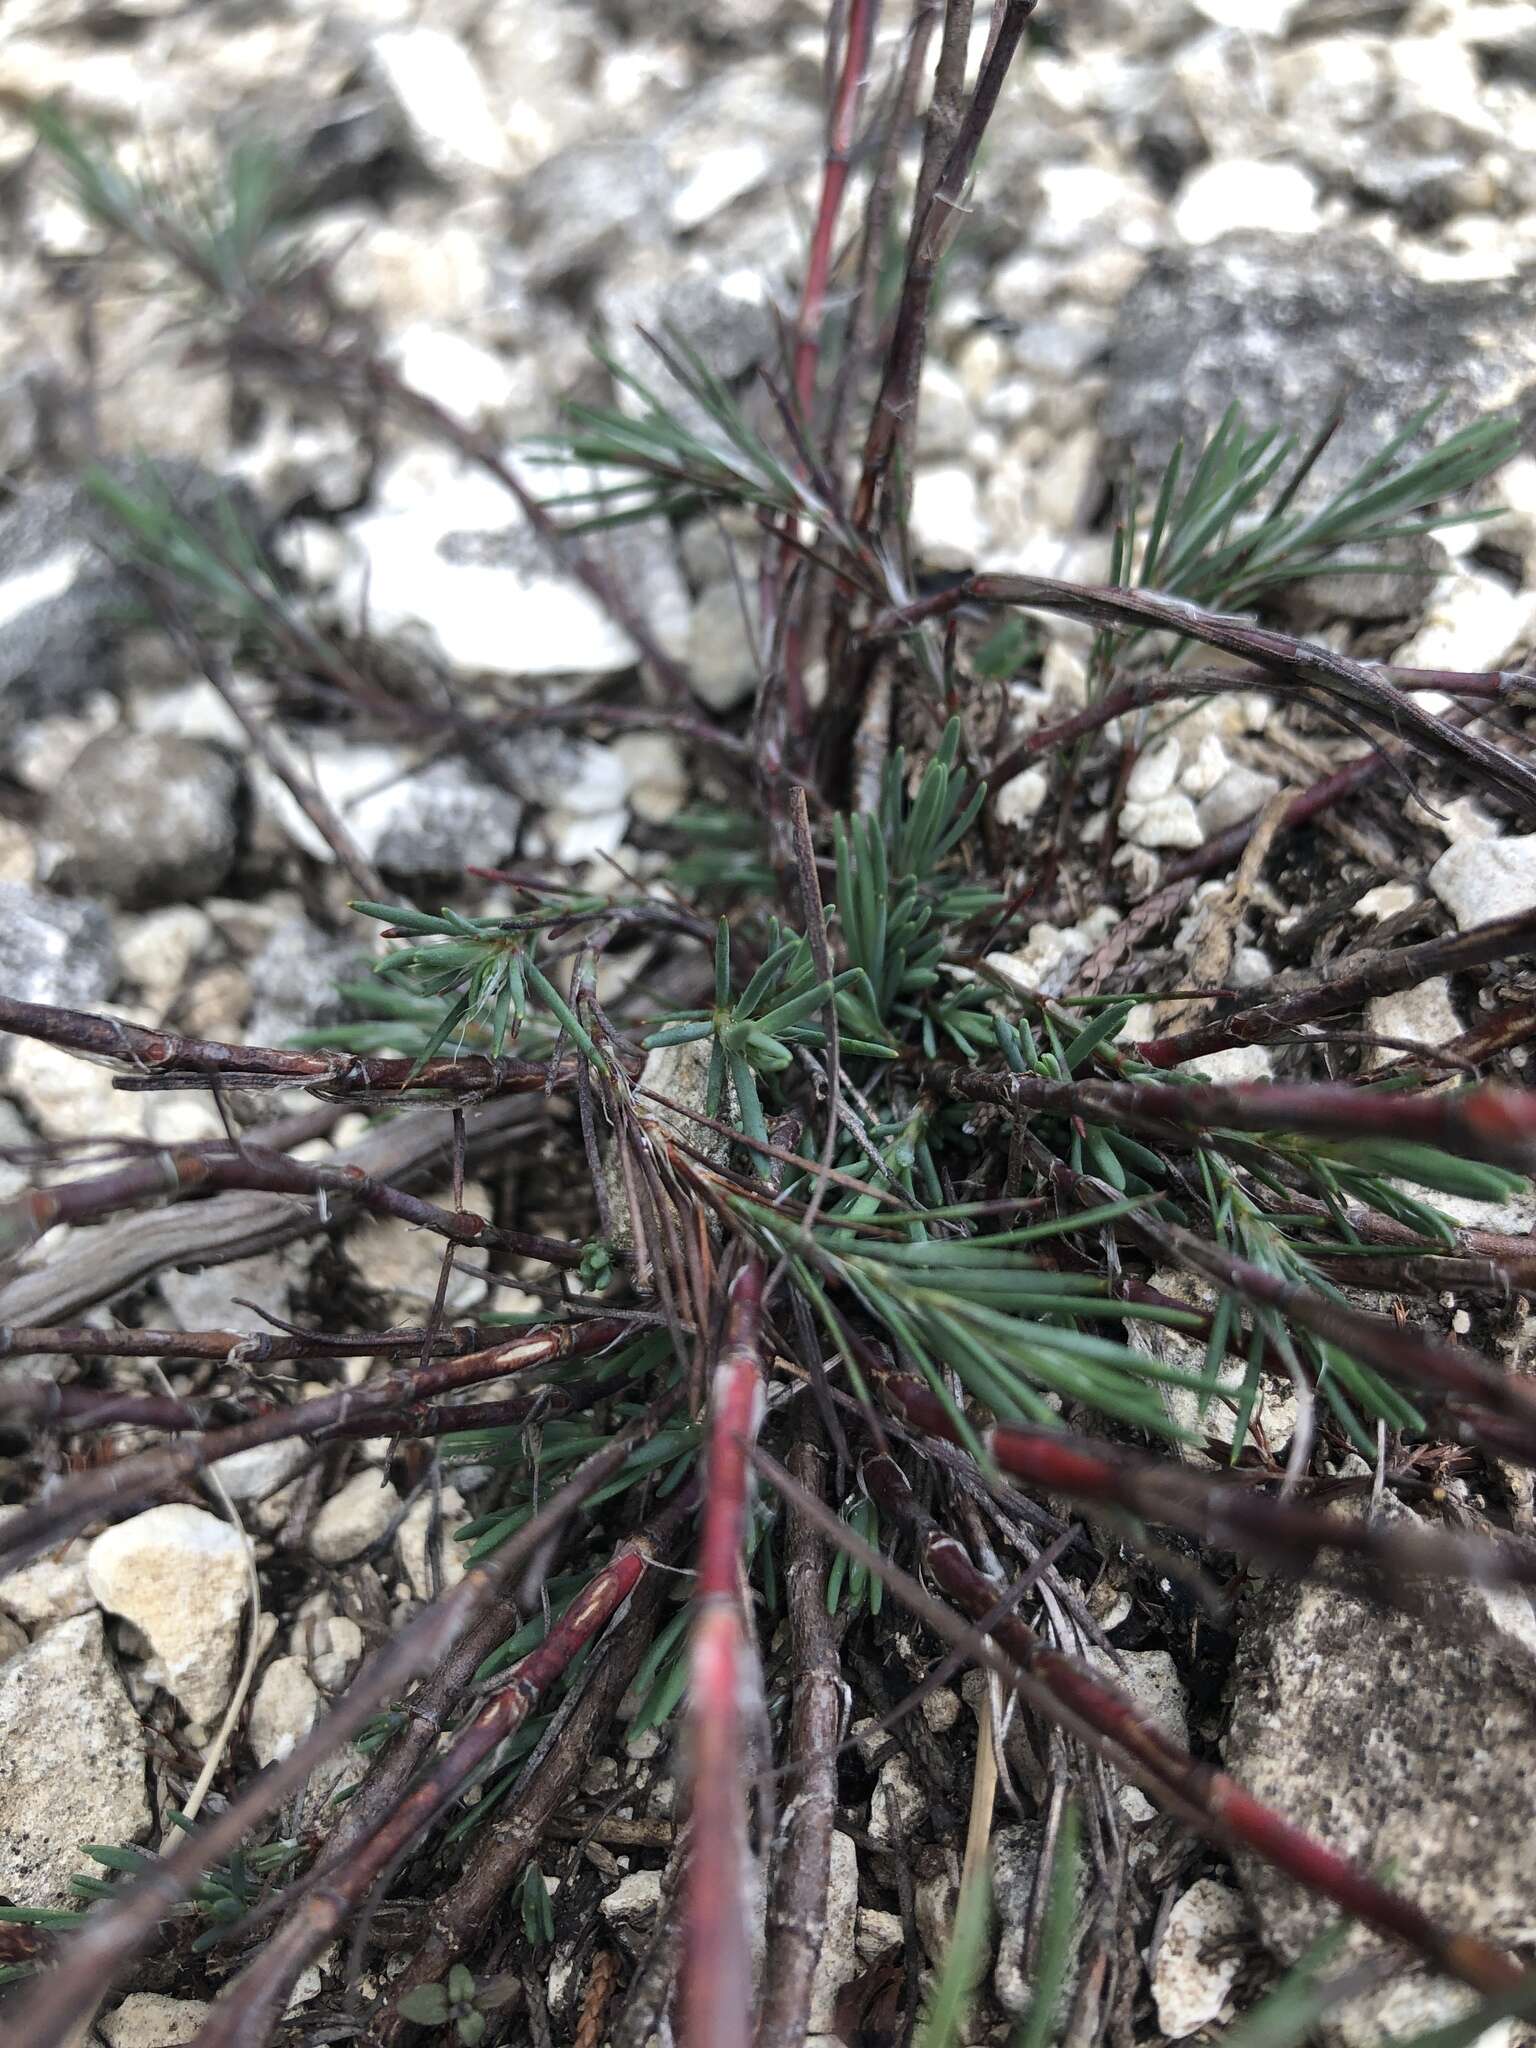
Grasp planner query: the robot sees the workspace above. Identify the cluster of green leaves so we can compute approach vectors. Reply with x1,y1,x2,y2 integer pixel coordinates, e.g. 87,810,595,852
84,463,281,636
623,1494,786,1742
446,1333,689,1563
834,719,1000,1044
742,1193,1209,1459
1278,1129,1527,1248
1137,398,1516,613
664,805,779,897
1098,397,1518,681
965,1000,1532,1455
643,719,1001,1138
29,101,303,305
993,1004,1155,1194
1198,1160,1423,1458
644,915,887,1147
826,1495,885,1619
398,1961,519,2045
349,1335,700,1839
525,327,820,535
299,896,610,1071
0,1822,302,1973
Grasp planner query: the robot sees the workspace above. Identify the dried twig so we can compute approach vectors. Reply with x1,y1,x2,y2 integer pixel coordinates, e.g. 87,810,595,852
1133,907,1536,1067
0,1138,583,1268
363,1537,679,2042
934,1062,1536,1175
760,1446,1526,2000
884,1376,1536,1593
0,1317,628,1574
0,1096,542,1326
876,574,1536,813
0,994,607,1101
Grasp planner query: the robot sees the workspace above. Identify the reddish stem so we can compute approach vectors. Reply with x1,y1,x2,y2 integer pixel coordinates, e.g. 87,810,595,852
933,1062,1536,1175
0,1141,582,1268
755,1411,842,2048
683,1258,768,2048
4,1420,658,2048
873,572,1536,815
794,0,877,420
0,995,612,1101
990,663,1512,793
1134,906,1536,1067
884,1376,1536,1591
191,1507,685,2048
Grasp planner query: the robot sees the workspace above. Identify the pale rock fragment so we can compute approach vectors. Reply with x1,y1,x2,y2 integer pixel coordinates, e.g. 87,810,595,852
1151,1879,1247,2037
310,1471,401,1567
87,1505,251,1725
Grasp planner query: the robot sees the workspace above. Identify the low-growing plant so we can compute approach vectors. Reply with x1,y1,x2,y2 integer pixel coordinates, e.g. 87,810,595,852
3,9,1536,2047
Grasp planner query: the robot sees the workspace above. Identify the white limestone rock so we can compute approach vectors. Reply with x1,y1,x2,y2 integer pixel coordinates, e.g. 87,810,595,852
1121,791,1204,850
1364,977,1461,1066
1126,734,1182,804
368,28,509,183
87,1505,252,1725
910,466,986,568
995,764,1050,828
337,459,689,682
398,1486,469,1602
1182,1044,1275,1085
808,1830,860,2031
1085,1647,1188,1821
599,1866,663,1957
310,1470,401,1566
100,1994,212,2047
1152,1880,1247,2037
249,1656,321,1769
1429,834,1536,930
0,1611,151,1906
0,1516,92,1632
687,578,760,713
1173,159,1321,245
1226,1502,1536,2046
209,1439,313,1507
1198,765,1281,836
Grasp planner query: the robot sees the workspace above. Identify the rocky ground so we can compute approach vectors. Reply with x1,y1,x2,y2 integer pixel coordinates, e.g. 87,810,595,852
3,1,1536,2043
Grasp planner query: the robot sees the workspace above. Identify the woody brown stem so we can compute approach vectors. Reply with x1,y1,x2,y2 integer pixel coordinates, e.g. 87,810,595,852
1133,907,1536,1068
932,1061,1536,1174
989,662,1515,794
0,1140,583,1267
793,0,876,420
0,994,608,1101
854,0,1035,535
364,1538,678,2042
874,572,1536,814
883,1376,1536,1592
